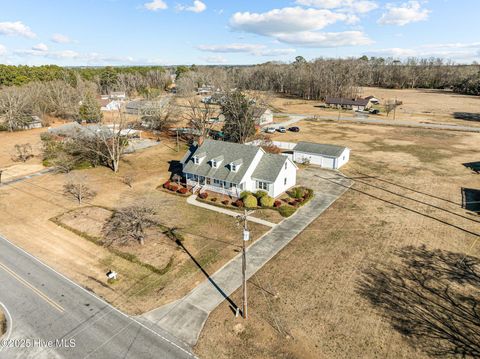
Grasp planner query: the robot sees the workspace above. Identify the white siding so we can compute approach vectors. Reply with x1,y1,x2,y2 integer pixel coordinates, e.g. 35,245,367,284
271,158,297,198
238,149,265,193
336,148,350,168
293,150,350,169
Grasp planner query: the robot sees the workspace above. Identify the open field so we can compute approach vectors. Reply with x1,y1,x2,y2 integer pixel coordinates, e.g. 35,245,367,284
0,135,270,315
195,122,480,358
270,87,480,128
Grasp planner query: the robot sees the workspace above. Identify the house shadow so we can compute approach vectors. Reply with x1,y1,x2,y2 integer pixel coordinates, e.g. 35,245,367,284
463,162,480,174
168,160,183,178
462,188,480,213
357,245,480,357
453,112,480,122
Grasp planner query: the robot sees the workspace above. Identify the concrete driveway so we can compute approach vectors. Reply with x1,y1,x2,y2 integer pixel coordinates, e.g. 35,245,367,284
141,167,353,346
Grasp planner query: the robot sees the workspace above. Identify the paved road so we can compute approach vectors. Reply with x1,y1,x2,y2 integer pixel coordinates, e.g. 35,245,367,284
0,235,195,359
142,168,353,346
271,112,480,133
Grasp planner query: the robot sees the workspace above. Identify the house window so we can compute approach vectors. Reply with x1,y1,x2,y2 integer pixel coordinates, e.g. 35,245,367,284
194,157,199,164
284,178,287,185
212,160,217,168
231,164,237,172
213,179,222,185
257,181,269,190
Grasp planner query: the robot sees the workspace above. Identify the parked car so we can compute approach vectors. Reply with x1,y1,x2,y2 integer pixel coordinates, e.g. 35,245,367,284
277,126,286,133
265,127,276,133
288,126,300,132
369,109,380,115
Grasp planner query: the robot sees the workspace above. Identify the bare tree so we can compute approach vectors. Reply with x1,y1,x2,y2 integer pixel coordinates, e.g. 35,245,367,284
12,143,34,162
122,174,135,188
103,205,157,246
63,175,96,204
0,87,32,131
221,90,257,144
183,96,217,141
141,100,180,133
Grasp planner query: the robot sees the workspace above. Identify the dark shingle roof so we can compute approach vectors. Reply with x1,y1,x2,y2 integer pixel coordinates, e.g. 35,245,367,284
294,142,347,158
325,97,370,106
252,153,287,183
182,139,261,184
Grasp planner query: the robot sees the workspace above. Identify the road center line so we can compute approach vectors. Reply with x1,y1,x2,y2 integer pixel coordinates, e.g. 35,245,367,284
0,262,65,314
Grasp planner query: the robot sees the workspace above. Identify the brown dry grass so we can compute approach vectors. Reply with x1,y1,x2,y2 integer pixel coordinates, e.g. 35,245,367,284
0,136,271,314
195,122,480,359
270,87,480,127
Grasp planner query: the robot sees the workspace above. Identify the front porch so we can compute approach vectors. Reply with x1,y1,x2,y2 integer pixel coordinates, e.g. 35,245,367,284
186,175,242,198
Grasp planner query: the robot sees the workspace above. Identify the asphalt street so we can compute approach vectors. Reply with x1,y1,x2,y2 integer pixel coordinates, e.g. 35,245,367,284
0,235,195,359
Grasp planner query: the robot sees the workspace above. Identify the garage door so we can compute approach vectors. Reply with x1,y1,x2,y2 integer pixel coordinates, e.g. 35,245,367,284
322,157,335,169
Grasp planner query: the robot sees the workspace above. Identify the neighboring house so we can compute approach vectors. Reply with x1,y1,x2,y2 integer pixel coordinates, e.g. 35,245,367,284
48,122,142,139
100,92,127,100
253,107,273,125
181,139,297,198
22,115,43,130
365,96,380,105
100,99,123,111
325,97,371,111
293,141,350,169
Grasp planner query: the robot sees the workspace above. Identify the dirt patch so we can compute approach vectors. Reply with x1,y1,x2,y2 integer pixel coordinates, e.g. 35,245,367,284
195,122,480,359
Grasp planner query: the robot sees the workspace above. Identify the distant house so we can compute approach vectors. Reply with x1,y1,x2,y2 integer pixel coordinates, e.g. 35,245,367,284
22,115,43,130
48,122,142,139
293,141,350,169
253,107,273,125
325,97,371,111
365,96,380,105
181,139,297,198
100,99,123,112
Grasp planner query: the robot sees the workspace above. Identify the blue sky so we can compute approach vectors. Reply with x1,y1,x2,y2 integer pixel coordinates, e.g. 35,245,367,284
0,0,478,66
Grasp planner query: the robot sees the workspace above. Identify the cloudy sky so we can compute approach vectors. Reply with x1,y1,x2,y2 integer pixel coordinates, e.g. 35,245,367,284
0,0,478,66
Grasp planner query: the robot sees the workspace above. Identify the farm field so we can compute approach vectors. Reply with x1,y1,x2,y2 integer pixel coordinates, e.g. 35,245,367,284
270,87,480,128
195,121,480,358
0,134,271,315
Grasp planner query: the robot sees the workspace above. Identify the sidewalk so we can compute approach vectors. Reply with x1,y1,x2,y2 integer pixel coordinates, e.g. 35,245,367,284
141,168,353,346
186,195,276,228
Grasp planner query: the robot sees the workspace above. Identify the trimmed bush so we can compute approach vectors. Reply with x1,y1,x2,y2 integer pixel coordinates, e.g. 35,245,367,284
199,192,208,199
234,199,244,208
177,188,188,195
240,191,252,199
290,187,304,199
274,200,282,208
222,200,230,205
289,201,298,206
163,181,171,189
211,197,217,202
243,195,258,208
279,206,296,218
254,190,268,199
260,195,275,207
169,184,178,192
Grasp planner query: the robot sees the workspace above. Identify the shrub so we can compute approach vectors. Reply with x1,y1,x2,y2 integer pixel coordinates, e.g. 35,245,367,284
290,187,305,199
260,195,275,207
199,192,208,199
289,201,298,206
163,181,171,189
254,190,268,199
274,200,282,208
243,195,258,208
240,191,252,199
234,199,244,208
222,200,230,205
211,197,217,202
177,187,188,194
279,206,296,218
169,185,178,192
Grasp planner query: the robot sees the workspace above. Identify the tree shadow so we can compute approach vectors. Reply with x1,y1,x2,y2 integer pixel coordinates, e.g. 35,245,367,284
357,245,480,357
462,188,480,213
168,160,183,178
453,112,480,122
464,162,480,174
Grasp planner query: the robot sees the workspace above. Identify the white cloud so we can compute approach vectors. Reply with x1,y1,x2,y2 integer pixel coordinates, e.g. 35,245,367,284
51,33,71,44
197,43,296,56
230,7,357,35
0,44,7,56
144,0,168,11
378,1,430,26
276,31,373,47
229,7,371,48
177,0,206,13
0,21,36,38
32,43,48,52
366,42,480,63
202,56,228,64
296,0,378,13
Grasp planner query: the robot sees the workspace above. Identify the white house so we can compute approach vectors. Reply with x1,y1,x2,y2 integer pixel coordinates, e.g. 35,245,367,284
293,141,350,169
253,107,274,125
100,99,123,112
22,115,43,130
181,139,297,198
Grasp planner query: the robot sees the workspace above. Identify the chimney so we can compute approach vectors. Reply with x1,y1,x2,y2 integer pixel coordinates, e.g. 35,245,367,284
198,135,204,145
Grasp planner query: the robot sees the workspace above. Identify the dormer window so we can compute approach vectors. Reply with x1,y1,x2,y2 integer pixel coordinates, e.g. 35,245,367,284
193,151,206,165
231,164,237,172
211,155,223,169
230,159,243,172
212,160,218,168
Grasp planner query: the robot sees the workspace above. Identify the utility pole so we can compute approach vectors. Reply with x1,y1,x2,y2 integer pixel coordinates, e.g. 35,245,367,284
393,97,397,121
237,209,251,319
